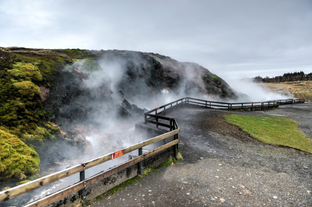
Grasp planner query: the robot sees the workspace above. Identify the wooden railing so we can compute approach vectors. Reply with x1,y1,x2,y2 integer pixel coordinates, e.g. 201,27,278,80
182,97,304,111
0,120,180,206
144,97,304,128
0,96,305,206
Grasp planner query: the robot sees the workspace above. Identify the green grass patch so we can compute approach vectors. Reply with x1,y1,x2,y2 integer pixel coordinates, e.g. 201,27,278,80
102,175,141,198
225,114,312,153
212,74,219,81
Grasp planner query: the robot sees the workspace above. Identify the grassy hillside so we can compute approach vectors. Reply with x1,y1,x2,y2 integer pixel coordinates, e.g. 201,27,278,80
262,81,312,102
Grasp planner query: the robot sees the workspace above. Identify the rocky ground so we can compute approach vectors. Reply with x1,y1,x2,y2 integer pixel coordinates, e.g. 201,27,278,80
90,103,312,207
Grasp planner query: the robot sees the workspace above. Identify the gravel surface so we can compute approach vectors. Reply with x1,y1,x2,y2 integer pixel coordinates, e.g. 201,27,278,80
90,103,312,207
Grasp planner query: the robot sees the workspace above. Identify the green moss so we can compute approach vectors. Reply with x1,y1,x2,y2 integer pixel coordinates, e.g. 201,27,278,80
0,129,40,179
43,122,61,134
157,159,173,168
10,62,42,82
174,151,183,162
18,179,31,184
21,124,57,143
212,74,219,81
95,195,103,201
2,186,11,191
13,81,41,96
143,168,158,176
46,110,53,117
102,175,141,198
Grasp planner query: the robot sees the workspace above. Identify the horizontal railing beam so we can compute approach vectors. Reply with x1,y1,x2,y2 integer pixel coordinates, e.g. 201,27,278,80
145,114,172,121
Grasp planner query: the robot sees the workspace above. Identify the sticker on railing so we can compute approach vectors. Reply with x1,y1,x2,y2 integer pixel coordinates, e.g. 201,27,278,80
111,149,125,159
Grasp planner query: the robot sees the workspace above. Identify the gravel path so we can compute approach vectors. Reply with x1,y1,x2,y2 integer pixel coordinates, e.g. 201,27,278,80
90,103,312,207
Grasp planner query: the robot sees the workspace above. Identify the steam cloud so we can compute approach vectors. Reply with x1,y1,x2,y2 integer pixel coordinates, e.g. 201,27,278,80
225,78,292,102
5,51,291,206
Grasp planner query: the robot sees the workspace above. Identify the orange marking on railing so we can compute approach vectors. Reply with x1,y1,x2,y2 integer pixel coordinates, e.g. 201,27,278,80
111,149,125,160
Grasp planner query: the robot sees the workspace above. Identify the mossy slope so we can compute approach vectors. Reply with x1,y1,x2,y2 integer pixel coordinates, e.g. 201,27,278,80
0,129,40,179
0,48,96,180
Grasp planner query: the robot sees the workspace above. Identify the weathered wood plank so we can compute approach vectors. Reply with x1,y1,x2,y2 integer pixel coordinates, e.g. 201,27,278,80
0,165,84,203
25,139,179,207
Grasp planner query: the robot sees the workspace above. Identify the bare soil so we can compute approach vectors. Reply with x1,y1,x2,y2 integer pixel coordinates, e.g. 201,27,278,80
91,104,312,207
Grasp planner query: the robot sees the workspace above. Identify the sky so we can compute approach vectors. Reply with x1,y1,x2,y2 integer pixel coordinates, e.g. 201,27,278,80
0,0,311,81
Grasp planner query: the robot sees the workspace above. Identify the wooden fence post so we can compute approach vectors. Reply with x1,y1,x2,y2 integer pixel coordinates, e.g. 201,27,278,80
138,148,143,176
79,167,86,206
172,120,177,160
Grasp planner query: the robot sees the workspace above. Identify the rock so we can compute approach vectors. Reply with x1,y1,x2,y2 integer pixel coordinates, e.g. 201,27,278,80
73,134,86,143
39,86,50,102
119,99,144,119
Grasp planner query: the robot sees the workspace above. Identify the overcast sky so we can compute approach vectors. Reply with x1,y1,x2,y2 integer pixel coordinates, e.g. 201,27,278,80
1,0,311,80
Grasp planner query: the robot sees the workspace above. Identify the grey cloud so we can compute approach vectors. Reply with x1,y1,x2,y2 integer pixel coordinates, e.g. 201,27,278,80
1,0,312,78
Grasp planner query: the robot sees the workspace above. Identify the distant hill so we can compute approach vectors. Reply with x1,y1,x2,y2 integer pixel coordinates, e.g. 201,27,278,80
254,72,312,83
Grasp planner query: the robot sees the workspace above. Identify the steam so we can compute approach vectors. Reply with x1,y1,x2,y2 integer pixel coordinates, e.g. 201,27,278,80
225,78,292,102
6,51,287,206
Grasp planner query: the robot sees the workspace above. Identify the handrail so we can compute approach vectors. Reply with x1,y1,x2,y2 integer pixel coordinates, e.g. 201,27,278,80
0,127,179,204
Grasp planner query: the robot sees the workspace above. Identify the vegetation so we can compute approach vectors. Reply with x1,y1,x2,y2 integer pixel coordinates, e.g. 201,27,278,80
225,114,312,153
0,129,40,179
263,81,312,102
0,47,97,180
212,74,219,82
254,71,312,83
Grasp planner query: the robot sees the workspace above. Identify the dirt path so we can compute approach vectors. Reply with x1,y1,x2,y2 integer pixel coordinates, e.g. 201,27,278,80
90,103,312,207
